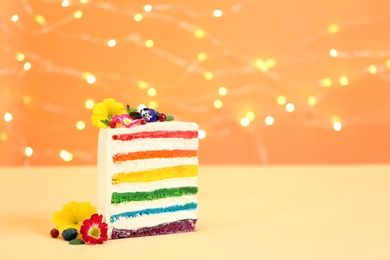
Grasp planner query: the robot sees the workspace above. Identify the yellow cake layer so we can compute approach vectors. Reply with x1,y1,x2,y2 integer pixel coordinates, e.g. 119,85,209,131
112,164,198,184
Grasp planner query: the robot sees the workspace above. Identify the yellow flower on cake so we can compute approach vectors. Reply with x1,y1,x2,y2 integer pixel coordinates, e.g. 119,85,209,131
52,201,96,231
91,98,126,128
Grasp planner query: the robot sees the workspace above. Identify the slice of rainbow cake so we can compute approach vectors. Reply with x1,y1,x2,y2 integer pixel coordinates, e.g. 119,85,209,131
97,121,199,239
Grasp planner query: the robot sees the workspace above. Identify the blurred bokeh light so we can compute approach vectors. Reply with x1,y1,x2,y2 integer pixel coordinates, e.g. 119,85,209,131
1,0,390,165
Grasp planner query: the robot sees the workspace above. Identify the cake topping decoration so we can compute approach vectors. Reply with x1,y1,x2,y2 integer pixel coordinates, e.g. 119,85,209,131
91,98,174,129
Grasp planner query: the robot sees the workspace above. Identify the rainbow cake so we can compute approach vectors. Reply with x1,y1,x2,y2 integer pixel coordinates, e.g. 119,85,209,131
93,99,199,239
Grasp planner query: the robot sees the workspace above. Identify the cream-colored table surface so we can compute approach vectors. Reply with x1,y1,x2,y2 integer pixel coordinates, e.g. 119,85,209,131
1,165,390,260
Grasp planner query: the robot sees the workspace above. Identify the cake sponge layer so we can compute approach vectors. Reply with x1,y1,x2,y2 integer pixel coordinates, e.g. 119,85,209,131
111,219,197,239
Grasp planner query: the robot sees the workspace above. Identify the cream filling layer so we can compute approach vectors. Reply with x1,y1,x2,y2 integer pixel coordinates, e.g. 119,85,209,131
101,121,198,136
107,157,198,175
110,210,197,230
108,195,197,217
110,138,198,154
112,177,198,193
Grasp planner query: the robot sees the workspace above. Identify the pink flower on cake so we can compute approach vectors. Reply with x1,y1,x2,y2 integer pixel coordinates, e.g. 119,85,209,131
112,114,143,128
52,201,96,232
80,213,108,244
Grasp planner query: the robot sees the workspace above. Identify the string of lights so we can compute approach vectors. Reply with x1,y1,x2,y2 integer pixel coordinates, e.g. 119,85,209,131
1,0,390,165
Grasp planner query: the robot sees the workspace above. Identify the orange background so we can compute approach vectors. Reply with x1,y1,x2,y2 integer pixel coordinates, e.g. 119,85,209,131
1,0,390,166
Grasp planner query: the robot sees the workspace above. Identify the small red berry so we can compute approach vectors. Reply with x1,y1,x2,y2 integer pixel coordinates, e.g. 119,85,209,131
158,114,167,122
140,119,147,125
109,121,116,128
50,228,59,238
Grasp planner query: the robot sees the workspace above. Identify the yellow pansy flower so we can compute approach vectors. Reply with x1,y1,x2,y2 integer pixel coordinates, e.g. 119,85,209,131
91,98,126,128
52,201,96,231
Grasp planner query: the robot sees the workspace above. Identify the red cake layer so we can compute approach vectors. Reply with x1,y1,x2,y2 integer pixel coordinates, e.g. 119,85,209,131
111,219,197,239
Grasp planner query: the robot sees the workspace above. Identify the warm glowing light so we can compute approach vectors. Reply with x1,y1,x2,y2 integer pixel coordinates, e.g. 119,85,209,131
218,87,227,96
74,10,83,19
4,113,13,122
145,39,154,48
107,39,117,47
213,9,223,17
286,103,295,112
255,59,267,72
320,78,332,87
329,48,338,57
203,71,214,80
386,59,390,69
195,29,205,38
85,99,94,109
0,132,7,141
11,14,19,22
197,52,207,61
147,88,157,97
60,150,73,162
16,53,25,61
246,111,255,121
80,0,89,3
22,95,31,104
35,15,46,25
368,65,377,74
328,24,339,33
213,100,223,109
137,81,149,89
265,116,274,125
333,121,342,131
148,101,158,109
308,96,317,106
240,117,250,127
339,76,349,86
25,147,33,157
255,58,275,71
86,74,96,84
265,58,276,68
134,13,143,21
23,62,32,71
61,0,69,7
277,96,286,105
144,4,152,12
198,130,206,139
76,121,86,130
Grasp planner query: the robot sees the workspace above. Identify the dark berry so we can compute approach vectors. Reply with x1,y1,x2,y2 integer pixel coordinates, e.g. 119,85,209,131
50,228,59,238
109,121,116,128
158,114,167,122
140,118,147,125
62,228,78,241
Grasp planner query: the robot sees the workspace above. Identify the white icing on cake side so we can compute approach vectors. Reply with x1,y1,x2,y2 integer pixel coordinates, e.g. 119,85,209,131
97,121,199,235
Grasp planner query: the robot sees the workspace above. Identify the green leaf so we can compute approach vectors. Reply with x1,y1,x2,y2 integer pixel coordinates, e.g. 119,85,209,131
166,115,174,121
69,239,85,245
126,104,131,115
100,119,109,126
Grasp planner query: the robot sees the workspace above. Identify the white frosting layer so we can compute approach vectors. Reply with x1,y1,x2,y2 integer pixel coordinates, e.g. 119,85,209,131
112,177,198,193
97,121,199,231
111,138,198,154
112,210,197,230
108,157,198,175
108,195,197,216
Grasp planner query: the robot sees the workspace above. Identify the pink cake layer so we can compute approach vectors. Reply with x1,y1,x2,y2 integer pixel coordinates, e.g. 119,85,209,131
111,219,197,239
